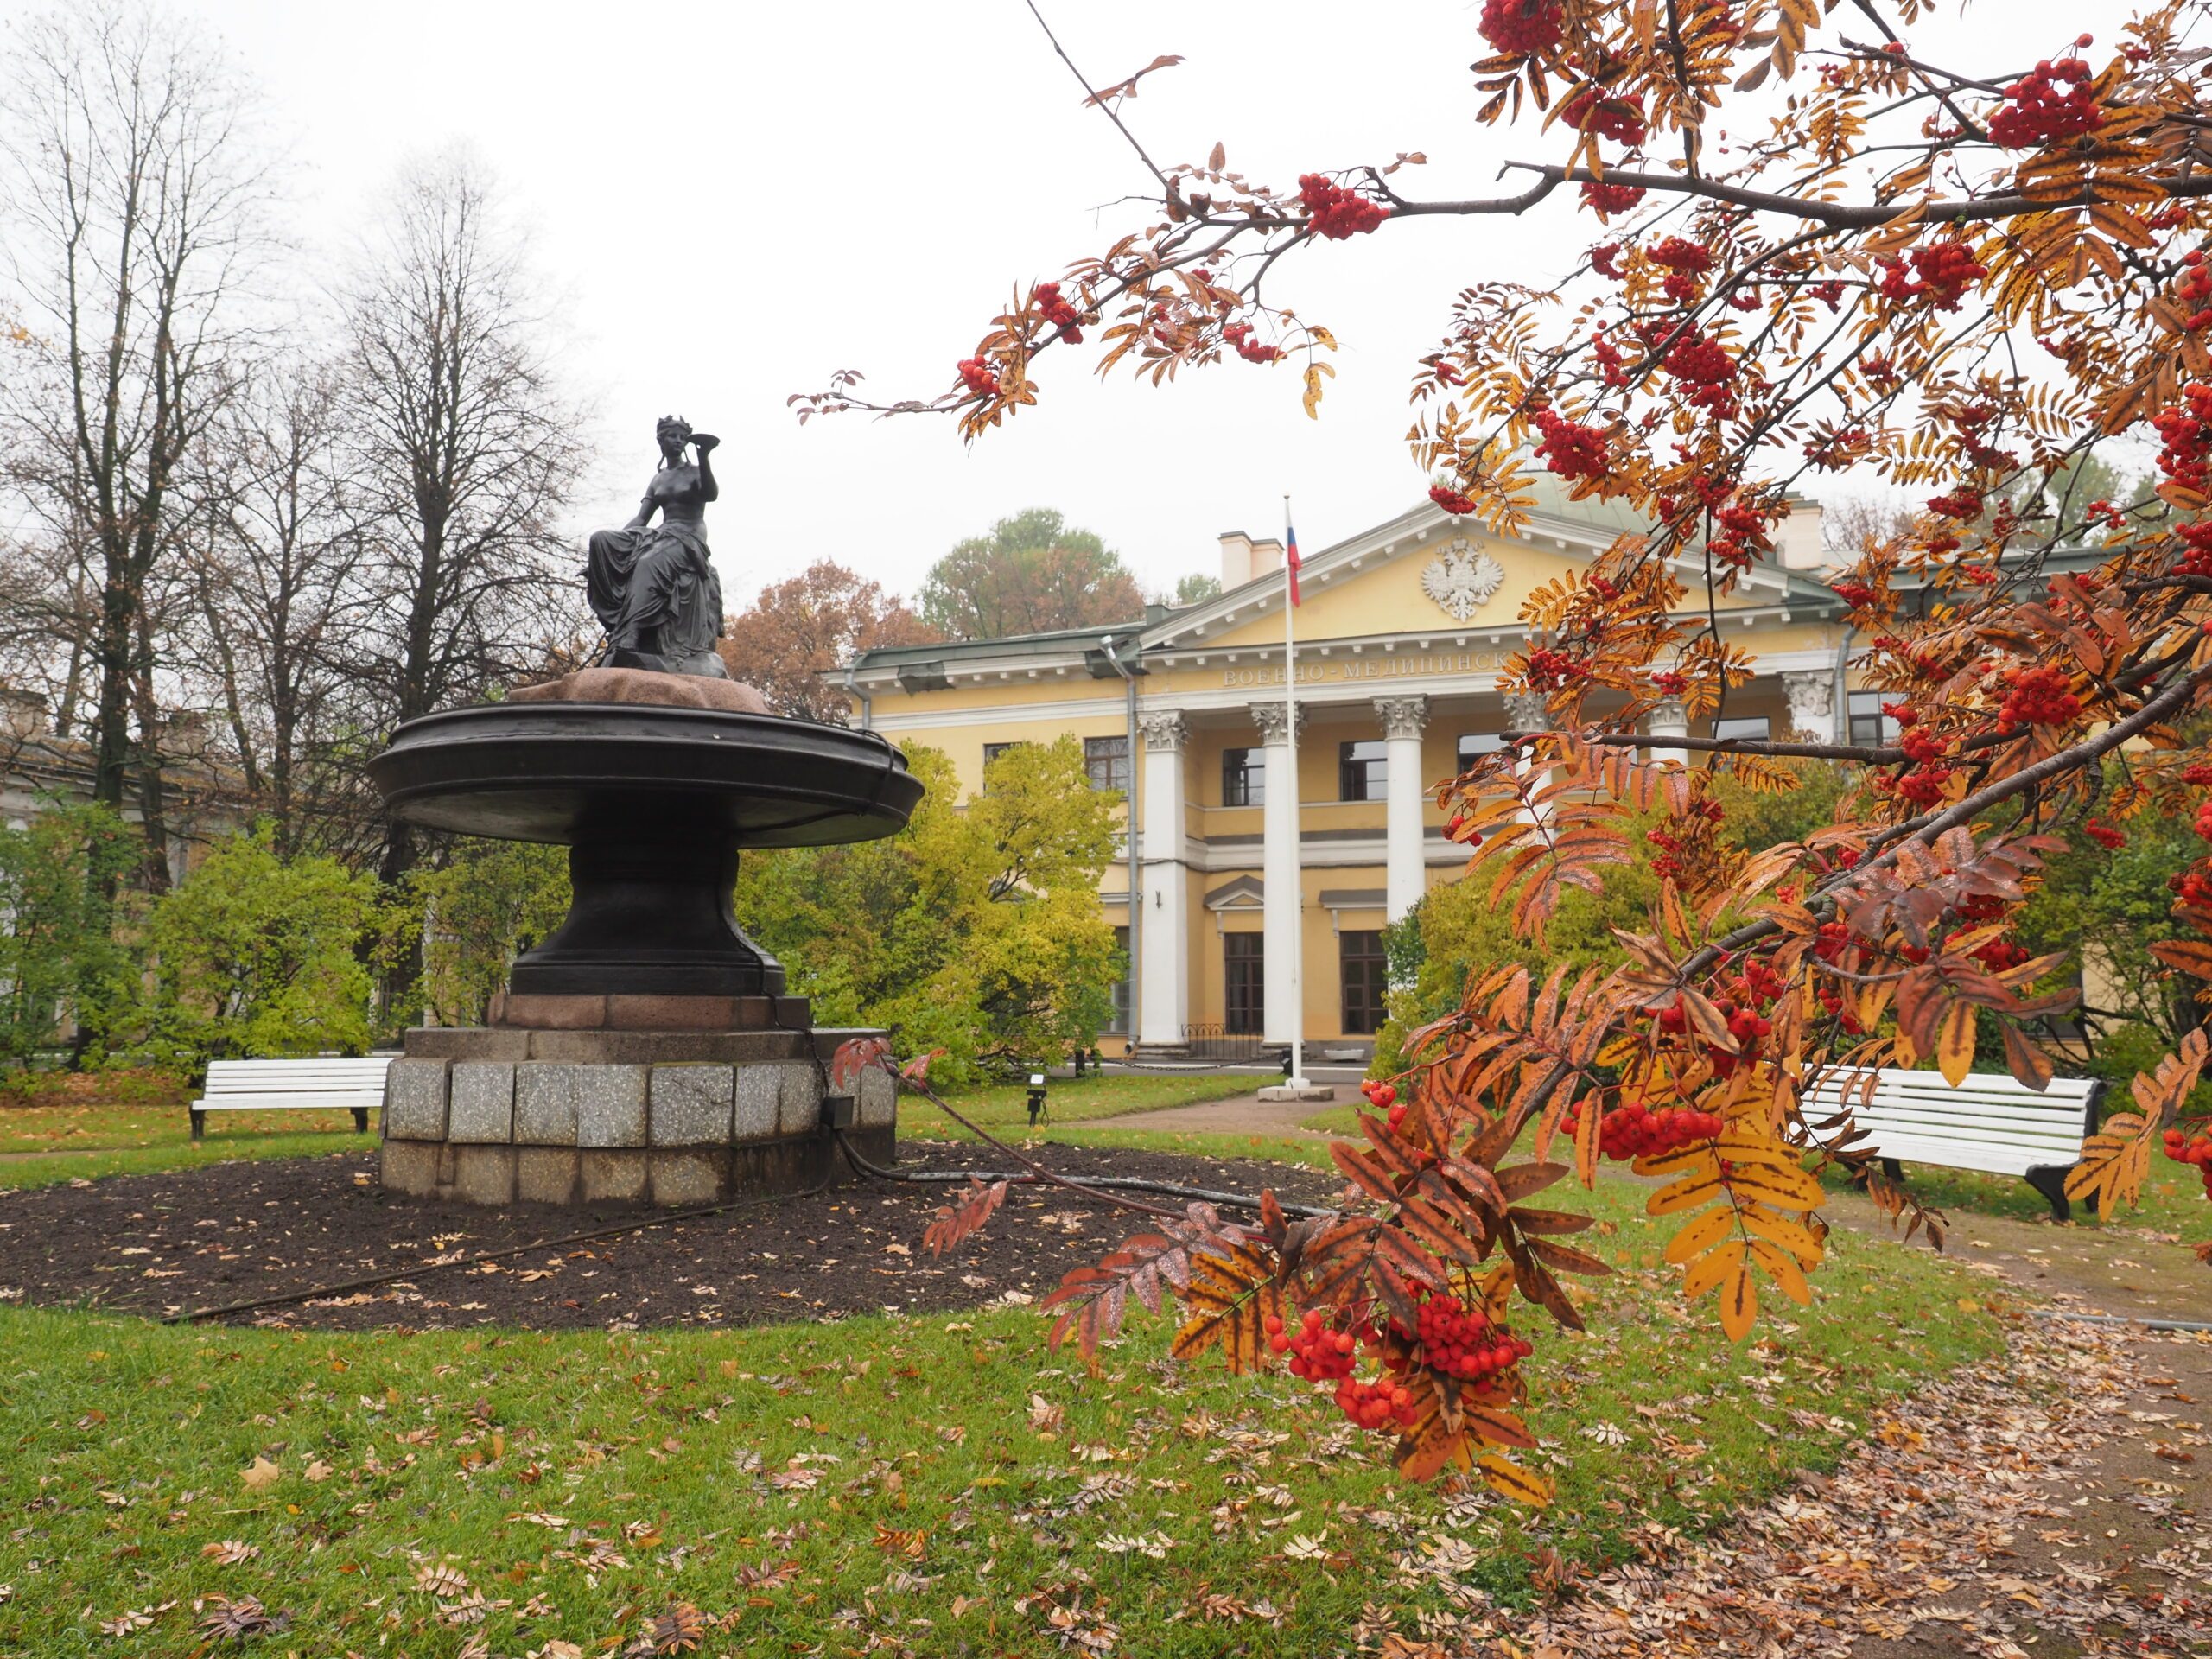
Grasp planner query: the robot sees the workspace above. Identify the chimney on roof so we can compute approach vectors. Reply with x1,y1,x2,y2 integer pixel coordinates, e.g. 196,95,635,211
1775,495,1828,571
1218,531,1286,589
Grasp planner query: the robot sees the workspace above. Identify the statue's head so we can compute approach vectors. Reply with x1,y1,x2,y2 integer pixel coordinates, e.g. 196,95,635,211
655,415,692,459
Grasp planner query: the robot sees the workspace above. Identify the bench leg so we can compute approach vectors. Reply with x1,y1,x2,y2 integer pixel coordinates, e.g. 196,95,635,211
2024,1166,2070,1223
189,1109,204,1142
353,1107,369,1135
1881,1157,1904,1182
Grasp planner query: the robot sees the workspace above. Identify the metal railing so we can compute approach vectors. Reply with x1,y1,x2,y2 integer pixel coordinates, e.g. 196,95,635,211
1181,1022,1263,1065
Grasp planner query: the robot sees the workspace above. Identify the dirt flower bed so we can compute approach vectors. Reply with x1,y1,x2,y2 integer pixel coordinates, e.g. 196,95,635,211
0,1141,1339,1331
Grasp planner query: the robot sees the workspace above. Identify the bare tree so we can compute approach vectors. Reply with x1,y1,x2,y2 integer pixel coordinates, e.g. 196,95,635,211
0,2,270,887
179,356,375,860
337,150,587,887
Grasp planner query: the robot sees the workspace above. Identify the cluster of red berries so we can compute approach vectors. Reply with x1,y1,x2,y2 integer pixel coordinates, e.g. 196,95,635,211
1877,242,1987,311
1533,408,1609,481
1266,1307,1361,1381
1892,763,1956,806
1997,664,2081,729
1337,1376,1421,1431
1429,482,1478,515
1656,992,1770,1079
1706,535,1755,571
2177,251,2212,334
1831,579,1878,609
1926,486,1985,521
956,358,1000,398
2153,385,2212,493
2163,1127,2212,1198
1898,725,1948,766
1361,1079,1409,1131
1591,241,1625,279
1562,1098,1725,1160
1648,236,1714,302
2083,818,2126,851
1662,330,1739,410
1297,174,1389,240
1523,645,1588,690
2175,520,2212,578
1478,0,1563,53
1033,282,1084,344
1221,320,1284,363
1560,85,1649,146
1581,180,1646,215
1403,1288,1532,1381
1651,669,1688,696
1988,58,2102,149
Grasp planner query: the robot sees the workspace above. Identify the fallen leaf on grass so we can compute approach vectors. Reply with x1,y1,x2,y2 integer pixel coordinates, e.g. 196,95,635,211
414,1563,470,1597
200,1540,258,1566
238,1455,280,1491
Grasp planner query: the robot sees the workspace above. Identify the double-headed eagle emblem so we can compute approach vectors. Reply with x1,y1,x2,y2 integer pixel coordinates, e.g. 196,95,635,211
1419,538,1506,620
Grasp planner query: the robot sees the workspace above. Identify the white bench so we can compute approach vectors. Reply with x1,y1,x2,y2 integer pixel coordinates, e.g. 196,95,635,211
188,1058,392,1141
1802,1066,2105,1219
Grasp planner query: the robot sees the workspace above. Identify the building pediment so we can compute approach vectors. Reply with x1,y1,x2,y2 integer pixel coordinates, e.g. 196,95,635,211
1143,496,1809,660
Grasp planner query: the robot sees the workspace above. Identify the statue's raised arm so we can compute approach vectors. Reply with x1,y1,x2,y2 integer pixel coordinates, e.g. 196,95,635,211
585,415,728,677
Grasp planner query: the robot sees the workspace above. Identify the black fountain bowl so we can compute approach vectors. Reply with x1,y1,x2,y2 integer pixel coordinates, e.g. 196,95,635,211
368,702,928,997
366,702,925,848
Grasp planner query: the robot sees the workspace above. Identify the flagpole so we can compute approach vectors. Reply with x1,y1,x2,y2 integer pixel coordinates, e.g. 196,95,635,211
1283,493,1305,1090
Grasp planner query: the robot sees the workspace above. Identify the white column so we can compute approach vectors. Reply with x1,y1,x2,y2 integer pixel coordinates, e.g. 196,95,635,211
1375,695,1430,923
1251,699,1305,1046
1135,709,1189,1046
1647,695,1689,767
1783,671,1834,741
1503,691,1551,823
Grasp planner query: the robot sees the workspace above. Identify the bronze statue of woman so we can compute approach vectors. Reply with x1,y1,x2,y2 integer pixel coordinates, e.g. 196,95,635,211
586,416,728,677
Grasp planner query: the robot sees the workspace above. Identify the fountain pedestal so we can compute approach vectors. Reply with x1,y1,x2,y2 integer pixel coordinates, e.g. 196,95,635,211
367,678,925,1208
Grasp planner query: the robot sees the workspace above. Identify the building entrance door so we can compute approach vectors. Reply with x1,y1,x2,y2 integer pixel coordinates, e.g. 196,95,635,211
1224,933,1264,1035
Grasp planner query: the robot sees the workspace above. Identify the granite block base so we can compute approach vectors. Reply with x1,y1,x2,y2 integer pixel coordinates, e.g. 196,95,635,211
381,1023,892,1206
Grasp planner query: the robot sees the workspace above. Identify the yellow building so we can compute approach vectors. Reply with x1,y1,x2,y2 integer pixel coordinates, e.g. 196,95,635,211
842,485,1855,1058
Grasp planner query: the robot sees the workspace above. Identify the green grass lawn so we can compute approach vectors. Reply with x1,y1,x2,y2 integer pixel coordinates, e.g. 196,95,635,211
0,1146,2009,1656
0,1100,385,1193
893,1071,1257,1141
0,1074,1262,1195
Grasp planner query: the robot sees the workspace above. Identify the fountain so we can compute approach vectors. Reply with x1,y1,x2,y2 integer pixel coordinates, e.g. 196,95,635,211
366,419,925,1206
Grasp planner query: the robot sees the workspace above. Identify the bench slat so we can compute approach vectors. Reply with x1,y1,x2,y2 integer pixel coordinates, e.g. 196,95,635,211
193,1095,385,1109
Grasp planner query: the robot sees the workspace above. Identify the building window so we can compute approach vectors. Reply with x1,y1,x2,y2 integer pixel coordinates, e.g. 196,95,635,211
1848,690,1897,747
1711,716,1770,743
1340,930,1388,1035
1109,925,1132,1033
982,741,1022,767
1084,734,1130,794
1222,747,1264,807
1224,933,1265,1035
1458,733,1505,770
1339,739,1387,801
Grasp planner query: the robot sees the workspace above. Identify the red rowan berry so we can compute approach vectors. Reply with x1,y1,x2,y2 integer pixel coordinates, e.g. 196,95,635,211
1478,0,1564,55
1988,58,2102,149
1580,180,1646,215
1297,174,1389,240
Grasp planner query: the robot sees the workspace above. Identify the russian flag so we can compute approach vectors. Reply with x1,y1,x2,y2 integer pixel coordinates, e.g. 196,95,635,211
1285,519,1301,607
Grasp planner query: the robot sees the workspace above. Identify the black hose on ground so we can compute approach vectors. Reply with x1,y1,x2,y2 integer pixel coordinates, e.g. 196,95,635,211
831,1128,1335,1217
160,1176,836,1326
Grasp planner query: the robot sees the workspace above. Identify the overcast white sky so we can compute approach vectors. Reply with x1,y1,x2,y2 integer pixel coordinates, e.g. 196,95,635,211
10,0,2105,608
